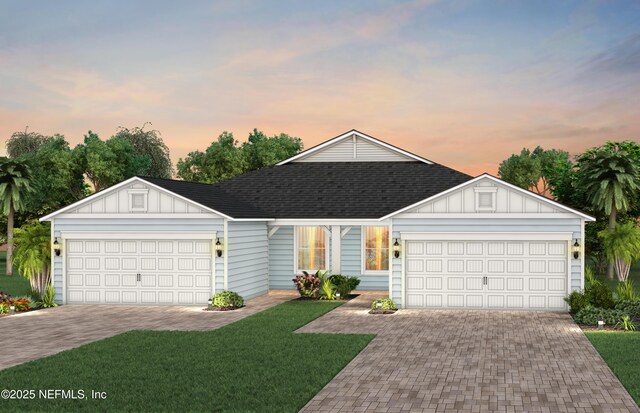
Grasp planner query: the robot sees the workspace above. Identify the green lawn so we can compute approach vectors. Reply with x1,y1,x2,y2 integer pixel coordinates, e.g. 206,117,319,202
585,332,640,405
0,300,374,412
0,250,30,296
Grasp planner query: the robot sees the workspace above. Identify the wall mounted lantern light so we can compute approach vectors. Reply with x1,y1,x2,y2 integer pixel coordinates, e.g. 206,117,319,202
393,238,401,258
53,237,61,257
573,239,580,259
215,238,223,258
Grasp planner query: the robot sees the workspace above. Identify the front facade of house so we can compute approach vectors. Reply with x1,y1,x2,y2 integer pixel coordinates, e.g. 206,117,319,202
42,130,594,310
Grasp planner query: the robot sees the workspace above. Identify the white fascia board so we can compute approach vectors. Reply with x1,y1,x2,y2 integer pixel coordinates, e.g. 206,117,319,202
392,213,584,219
40,177,235,222
399,232,574,241
276,130,433,165
270,218,388,226
53,213,225,219
60,231,216,240
380,174,596,222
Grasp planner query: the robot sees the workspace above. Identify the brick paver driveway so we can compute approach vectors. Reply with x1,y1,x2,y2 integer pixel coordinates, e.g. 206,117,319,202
0,290,295,370
299,292,639,413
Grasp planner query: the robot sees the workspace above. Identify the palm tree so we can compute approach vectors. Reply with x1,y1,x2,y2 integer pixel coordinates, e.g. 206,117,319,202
0,158,32,276
598,222,640,282
577,141,640,279
12,221,51,294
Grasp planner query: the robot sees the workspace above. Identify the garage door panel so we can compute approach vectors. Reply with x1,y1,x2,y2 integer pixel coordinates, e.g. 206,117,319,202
404,239,568,310
66,239,212,305
447,277,464,290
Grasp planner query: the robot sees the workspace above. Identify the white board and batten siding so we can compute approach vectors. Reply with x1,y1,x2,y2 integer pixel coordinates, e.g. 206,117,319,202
293,133,415,162
67,181,211,215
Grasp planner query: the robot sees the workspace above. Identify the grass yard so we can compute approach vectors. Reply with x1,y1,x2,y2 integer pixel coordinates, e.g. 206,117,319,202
585,332,640,405
0,250,30,296
0,300,374,412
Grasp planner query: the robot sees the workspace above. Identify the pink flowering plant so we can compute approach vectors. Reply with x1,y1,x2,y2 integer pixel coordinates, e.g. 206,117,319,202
292,271,323,298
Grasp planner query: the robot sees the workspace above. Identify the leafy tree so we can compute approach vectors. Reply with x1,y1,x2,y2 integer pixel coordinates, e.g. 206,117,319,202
6,128,49,158
114,123,173,178
74,131,150,191
0,158,32,276
498,146,572,195
242,129,303,171
177,129,302,183
577,141,640,230
598,222,640,282
12,221,51,295
177,132,246,183
577,141,640,278
22,135,87,218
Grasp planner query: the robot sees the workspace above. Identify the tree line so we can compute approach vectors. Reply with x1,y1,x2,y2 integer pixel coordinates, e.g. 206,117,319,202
0,125,302,278
498,141,640,281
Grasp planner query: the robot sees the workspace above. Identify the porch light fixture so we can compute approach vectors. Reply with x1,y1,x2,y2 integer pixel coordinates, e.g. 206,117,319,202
53,237,61,257
215,238,223,258
572,239,580,259
393,239,401,258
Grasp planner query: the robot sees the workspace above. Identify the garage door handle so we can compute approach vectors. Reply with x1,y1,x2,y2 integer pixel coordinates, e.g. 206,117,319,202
483,276,487,285
137,273,141,282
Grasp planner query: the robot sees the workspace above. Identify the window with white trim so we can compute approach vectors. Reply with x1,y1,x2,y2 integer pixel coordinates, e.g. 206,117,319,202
474,187,497,212
296,226,328,272
363,226,389,272
128,189,148,212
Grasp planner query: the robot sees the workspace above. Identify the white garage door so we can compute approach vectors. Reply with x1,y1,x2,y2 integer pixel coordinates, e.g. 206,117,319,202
66,239,213,305
405,240,568,310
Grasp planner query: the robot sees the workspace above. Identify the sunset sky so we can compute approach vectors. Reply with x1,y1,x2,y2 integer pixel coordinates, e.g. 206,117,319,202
1,0,639,175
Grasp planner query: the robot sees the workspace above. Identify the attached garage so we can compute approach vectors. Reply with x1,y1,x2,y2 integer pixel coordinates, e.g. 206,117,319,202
403,236,570,310
65,238,214,305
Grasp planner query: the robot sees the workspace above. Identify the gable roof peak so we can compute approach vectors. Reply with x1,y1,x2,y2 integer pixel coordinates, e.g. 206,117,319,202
276,129,434,165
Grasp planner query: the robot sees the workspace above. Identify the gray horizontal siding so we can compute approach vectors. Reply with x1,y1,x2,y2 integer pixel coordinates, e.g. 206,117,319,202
341,226,388,291
227,221,268,300
268,227,295,290
391,218,583,308
52,218,223,304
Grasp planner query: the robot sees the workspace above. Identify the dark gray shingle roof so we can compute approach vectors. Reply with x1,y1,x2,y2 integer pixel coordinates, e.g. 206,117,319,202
141,162,473,219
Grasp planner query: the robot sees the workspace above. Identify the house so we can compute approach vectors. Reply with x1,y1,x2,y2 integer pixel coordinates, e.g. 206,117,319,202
41,130,595,310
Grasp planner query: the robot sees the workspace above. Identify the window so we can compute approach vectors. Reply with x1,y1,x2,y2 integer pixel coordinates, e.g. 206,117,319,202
474,187,497,212
363,226,389,272
296,226,328,272
128,189,148,212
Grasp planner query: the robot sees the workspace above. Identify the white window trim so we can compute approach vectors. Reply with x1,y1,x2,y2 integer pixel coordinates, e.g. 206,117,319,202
128,189,149,212
361,225,390,276
293,226,330,274
474,187,497,212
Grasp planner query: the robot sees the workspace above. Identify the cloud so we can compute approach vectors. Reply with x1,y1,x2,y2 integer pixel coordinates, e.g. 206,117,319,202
582,32,640,76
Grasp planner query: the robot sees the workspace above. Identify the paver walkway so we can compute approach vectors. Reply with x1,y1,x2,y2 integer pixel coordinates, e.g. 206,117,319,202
0,290,296,370
299,292,640,413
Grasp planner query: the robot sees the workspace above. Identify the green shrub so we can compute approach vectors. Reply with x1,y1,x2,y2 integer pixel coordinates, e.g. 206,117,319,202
371,298,397,310
574,306,627,326
616,315,637,331
616,280,638,302
585,281,615,309
328,274,360,297
36,284,58,308
584,265,598,287
615,300,640,319
318,279,335,300
211,291,244,308
0,302,8,314
565,291,589,314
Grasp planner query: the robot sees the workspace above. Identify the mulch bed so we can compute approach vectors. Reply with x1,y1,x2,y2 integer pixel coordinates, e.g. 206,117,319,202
204,305,244,312
578,325,637,332
368,309,397,315
294,294,359,302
